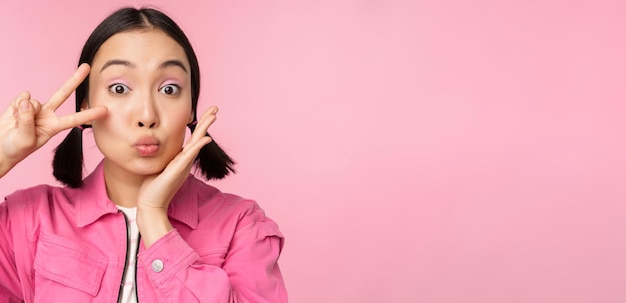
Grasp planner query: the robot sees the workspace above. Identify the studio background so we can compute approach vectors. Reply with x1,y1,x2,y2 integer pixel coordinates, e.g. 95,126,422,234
1,1,625,302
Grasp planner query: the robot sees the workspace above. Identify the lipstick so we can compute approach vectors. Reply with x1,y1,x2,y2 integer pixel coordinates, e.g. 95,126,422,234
134,136,160,156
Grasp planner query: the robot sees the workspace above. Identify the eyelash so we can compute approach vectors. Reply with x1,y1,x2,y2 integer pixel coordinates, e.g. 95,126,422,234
109,83,130,94
159,84,180,95
107,83,181,96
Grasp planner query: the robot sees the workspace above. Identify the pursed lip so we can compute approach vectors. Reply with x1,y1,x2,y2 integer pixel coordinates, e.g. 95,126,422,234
135,136,160,146
134,136,160,156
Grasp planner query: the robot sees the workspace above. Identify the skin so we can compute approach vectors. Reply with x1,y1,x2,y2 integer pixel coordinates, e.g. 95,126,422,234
0,29,216,248
0,66,107,177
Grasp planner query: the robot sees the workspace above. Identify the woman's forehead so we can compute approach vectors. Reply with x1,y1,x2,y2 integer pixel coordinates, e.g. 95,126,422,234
92,29,190,70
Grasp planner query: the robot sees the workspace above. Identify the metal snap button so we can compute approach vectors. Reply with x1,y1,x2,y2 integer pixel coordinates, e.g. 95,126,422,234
151,259,164,273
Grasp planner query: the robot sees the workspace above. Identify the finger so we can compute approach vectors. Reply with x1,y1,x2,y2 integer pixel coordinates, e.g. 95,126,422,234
29,99,42,115
184,118,215,154
189,114,216,144
13,98,42,121
15,99,37,150
57,106,108,130
204,106,218,116
184,136,213,156
193,106,218,124
10,91,31,119
164,106,218,174
174,136,212,171
11,91,30,108
187,107,217,145
159,135,211,182
44,63,90,112
180,109,217,158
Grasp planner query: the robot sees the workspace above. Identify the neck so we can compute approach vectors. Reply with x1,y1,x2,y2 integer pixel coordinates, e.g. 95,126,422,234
103,160,150,208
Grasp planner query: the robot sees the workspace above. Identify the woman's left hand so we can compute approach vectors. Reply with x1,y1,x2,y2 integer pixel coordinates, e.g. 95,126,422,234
135,106,217,247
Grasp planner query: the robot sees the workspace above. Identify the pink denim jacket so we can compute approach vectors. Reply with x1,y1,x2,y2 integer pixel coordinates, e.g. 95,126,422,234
0,162,287,303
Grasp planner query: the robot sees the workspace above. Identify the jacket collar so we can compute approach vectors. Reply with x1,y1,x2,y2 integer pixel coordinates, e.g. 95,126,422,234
75,161,199,229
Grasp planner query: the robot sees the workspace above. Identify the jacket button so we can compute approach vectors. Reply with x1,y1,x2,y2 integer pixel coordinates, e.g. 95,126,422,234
151,259,164,273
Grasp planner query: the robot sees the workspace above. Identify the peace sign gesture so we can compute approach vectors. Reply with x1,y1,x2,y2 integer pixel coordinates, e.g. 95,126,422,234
0,63,107,177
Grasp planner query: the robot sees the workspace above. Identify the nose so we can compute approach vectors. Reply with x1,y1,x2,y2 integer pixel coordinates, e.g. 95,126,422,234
138,121,156,128
134,93,159,128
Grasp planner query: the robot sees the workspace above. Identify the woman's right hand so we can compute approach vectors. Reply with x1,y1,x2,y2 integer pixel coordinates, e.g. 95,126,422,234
0,63,107,177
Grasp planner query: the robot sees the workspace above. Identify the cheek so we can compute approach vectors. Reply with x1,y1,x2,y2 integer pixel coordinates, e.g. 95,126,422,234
90,106,130,144
167,113,192,144
162,101,193,126
91,107,123,130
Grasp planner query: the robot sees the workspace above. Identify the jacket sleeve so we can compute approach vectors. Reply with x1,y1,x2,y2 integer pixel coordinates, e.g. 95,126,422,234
137,202,287,303
0,201,24,303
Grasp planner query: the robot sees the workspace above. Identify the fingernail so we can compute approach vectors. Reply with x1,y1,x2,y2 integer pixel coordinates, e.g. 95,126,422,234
19,100,30,112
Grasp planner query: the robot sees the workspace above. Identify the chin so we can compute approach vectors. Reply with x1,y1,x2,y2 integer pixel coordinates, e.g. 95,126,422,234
134,166,166,176
114,158,168,176
135,161,170,175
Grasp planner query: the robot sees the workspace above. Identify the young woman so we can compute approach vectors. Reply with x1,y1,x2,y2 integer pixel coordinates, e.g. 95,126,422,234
0,7,286,303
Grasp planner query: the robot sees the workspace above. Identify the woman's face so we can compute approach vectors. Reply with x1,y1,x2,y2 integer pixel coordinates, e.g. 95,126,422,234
85,29,194,178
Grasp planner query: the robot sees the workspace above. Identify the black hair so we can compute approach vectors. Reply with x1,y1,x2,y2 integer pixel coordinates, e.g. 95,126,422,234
53,7,235,188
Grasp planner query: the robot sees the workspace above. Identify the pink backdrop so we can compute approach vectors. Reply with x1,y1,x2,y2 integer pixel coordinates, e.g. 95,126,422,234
1,1,625,302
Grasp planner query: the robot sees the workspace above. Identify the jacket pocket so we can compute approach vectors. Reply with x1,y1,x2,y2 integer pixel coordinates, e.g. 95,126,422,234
34,233,108,297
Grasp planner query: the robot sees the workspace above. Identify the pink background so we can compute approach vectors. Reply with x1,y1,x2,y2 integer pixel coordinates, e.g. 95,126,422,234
1,1,625,302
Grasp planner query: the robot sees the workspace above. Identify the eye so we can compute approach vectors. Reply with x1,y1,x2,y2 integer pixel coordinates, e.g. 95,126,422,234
108,83,130,94
159,84,180,95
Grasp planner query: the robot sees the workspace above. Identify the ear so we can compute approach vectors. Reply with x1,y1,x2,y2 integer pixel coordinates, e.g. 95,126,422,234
79,98,89,110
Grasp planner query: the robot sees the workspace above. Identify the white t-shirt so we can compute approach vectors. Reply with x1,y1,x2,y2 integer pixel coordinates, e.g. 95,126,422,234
116,205,140,303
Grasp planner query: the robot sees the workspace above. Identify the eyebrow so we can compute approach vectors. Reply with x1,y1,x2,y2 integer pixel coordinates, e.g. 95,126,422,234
100,59,135,73
160,60,188,73
99,59,188,73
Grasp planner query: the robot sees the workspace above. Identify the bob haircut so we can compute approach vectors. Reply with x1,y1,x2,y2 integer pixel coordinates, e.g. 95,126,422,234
53,7,235,188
